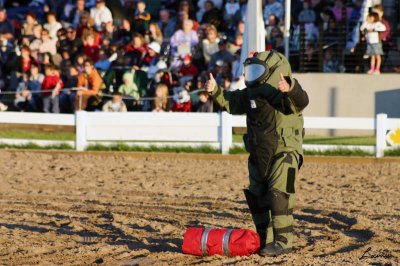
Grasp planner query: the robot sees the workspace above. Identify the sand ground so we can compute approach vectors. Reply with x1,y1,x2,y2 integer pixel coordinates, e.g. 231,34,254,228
0,150,399,265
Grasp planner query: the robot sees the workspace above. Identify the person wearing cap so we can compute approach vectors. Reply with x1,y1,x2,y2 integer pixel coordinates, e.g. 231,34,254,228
179,54,198,78
205,50,309,257
90,0,113,31
141,42,160,72
208,39,234,70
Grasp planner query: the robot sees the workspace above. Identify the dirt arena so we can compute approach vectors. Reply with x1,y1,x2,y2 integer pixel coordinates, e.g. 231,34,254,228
0,150,399,265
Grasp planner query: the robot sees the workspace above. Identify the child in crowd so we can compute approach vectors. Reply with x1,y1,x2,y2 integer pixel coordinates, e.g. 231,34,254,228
102,92,127,112
60,65,79,113
152,83,170,112
194,90,213,112
360,12,386,74
40,64,63,113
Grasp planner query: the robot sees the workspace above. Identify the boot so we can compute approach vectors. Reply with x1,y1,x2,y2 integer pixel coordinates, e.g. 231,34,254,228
259,242,292,257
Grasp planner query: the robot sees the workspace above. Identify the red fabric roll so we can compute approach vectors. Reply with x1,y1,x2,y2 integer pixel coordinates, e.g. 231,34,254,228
182,227,260,257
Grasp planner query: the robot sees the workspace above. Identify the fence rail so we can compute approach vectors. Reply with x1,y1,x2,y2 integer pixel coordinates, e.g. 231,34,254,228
0,111,398,157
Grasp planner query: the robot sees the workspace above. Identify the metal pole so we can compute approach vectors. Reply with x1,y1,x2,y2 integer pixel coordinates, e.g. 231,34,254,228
284,0,291,59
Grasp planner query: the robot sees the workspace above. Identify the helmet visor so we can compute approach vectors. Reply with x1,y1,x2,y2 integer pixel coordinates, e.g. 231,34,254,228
244,63,267,83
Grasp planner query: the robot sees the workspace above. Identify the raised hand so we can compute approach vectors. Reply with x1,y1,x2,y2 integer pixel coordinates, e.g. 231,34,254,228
204,73,217,93
278,73,290,93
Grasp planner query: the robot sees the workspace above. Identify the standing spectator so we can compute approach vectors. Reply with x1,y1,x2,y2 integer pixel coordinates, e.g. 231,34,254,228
102,92,127,112
152,83,170,112
298,0,316,23
59,65,79,113
157,9,176,44
90,0,113,31
170,19,199,57
202,25,220,64
360,12,386,74
41,64,63,113
263,0,284,25
44,12,62,40
75,59,103,110
208,39,234,70
0,8,14,42
132,1,151,35
27,63,44,111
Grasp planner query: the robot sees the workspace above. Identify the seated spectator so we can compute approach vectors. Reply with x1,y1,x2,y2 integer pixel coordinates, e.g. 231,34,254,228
29,24,42,51
22,12,39,40
145,22,163,46
39,29,57,55
132,1,151,35
330,0,352,22
101,22,117,47
323,49,339,73
40,64,63,113
202,25,220,64
60,65,79,113
118,71,140,101
208,39,234,70
179,55,198,78
157,9,176,44
152,83,170,112
83,33,100,62
170,19,199,57
224,0,241,31
95,48,117,72
44,12,62,40
197,0,223,22
102,92,127,112
171,80,192,112
65,27,83,61
125,33,146,67
194,90,213,112
177,10,200,31
141,42,160,72
264,0,284,25
0,8,15,42
90,0,113,31
201,1,223,29
64,0,87,28
298,0,316,23
227,33,242,55
117,19,133,45
75,59,103,110
75,53,87,73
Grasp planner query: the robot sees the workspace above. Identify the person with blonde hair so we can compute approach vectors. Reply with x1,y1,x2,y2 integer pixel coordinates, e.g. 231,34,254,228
153,83,170,112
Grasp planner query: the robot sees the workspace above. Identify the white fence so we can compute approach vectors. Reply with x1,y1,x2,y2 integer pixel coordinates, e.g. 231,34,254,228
0,111,399,157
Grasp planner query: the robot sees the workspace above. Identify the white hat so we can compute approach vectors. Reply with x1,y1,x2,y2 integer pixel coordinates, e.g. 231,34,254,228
148,42,161,54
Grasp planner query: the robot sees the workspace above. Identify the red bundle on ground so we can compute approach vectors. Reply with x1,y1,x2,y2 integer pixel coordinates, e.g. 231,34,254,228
182,227,260,257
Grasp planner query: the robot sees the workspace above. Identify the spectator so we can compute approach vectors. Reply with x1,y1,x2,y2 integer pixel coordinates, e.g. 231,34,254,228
27,63,44,111
65,0,87,28
372,4,391,44
83,33,100,62
298,0,316,23
157,9,176,44
179,55,198,78
177,10,200,31
65,27,83,61
323,49,339,73
75,58,103,110
59,65,79,113
329,0,352,22
22,12,39,40
208,39,234,70
118,71,140,101
39,29,57,55
132,0,151,35
194,90,213,112
145,22,163,45
0,8,14,42
263,0,284,25
360,12,386,74
224,0,241,31
197,0,223,22
201,1,223,29
95,48,117,72
117,19,133,45
227,33,242,55
141,41,161,72
170,19,199,57
14,73,31,111
40,64,63,113
152,83,170,112
125,33,146,67
171,79,192,112
44,12,62,40
90,0,113,31
202,25,220,64
102,92,127,112
29,24,43,51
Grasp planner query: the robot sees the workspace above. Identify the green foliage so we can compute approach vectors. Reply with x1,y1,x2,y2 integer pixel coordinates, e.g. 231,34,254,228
304,149,372,157
0,143,73,150
384,148,400,157
0,130,75,140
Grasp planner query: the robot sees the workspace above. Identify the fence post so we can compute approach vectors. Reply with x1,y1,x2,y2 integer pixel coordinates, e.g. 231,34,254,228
75,111,87,151
220,112,233,154
375,113,387,158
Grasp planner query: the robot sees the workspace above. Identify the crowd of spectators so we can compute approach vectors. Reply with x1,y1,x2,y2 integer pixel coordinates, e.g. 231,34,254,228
0,0,395,113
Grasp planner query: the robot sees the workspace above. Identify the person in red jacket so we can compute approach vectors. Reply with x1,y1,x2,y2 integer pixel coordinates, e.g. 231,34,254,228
40,64,63,113
83,33,100,62
179,54,199,77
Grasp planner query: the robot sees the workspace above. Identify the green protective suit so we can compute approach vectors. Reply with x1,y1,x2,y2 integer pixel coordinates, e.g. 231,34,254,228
209,51,309,250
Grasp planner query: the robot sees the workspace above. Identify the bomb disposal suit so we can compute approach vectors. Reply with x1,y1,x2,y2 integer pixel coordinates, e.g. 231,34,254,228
209,51,309,256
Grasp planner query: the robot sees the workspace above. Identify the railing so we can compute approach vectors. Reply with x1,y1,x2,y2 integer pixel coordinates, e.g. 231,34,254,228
0,112,399,157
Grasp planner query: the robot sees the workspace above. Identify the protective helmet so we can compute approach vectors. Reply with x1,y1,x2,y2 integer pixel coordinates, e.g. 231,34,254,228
243,50,282,87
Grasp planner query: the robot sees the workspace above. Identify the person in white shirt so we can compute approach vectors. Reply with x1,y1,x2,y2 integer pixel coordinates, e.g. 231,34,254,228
90,0,113,31
43,12,62,40
360,12,386,74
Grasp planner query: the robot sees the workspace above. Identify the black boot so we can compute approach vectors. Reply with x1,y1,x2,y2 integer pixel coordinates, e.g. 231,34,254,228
259,242,292,257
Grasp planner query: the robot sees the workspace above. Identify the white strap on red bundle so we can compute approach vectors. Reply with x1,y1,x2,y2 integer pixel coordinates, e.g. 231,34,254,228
201,228,212,256
222,229,234,256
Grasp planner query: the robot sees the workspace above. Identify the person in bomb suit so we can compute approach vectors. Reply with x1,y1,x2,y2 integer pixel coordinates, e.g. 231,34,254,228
205,50,309,256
